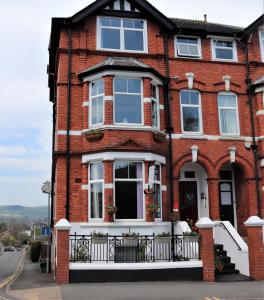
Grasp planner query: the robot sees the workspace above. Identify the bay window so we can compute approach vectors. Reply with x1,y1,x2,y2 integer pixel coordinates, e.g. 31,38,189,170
114,161,144,220
98,17,147,52
218,92,240,135
89,162,104,219
114,78,142,124
90,79,104,126
151,84,159,128
180,90,202,133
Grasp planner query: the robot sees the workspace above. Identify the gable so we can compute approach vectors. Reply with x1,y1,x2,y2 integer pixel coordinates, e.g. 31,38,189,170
105,0,140,12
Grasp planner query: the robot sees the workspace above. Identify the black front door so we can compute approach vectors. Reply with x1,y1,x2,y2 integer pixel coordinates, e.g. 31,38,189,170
219,181,234,226
179,181,198,223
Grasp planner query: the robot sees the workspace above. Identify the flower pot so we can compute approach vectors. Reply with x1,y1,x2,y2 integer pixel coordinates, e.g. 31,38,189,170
85,130,104,142
153,132,166,143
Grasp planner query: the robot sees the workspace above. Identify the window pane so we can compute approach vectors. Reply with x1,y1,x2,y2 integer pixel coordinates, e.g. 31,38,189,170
91,96,103,125
91,182,103,219
180,91,190,104
152,100,158,127
129,162,142,179
215,48,233,59
115,78,127,93
154,165,160,181
111,18,121,27
178,44,189,55
101,28,120,49
182,107,200,132
124,30,144,51
115,94,142,123
100,17,111,26
189,45,199,56
123,19,134,28
151,85,157,99
177,37,188,44
218,94,236,107
115,161,129,178
154,184,161,218
220,109,238,134
134,20,144,29
128,79,141,93
188,38,198,45
90,163,103,180
189,91,199,105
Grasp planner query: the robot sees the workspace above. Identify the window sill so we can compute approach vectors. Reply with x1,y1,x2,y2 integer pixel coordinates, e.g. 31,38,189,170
82,125,162,134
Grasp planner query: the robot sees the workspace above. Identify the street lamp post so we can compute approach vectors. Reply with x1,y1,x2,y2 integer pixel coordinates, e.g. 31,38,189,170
41,181,51,274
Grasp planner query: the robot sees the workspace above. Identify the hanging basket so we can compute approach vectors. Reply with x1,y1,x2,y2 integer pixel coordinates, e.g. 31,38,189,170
153,132,167,143
84,129,104,142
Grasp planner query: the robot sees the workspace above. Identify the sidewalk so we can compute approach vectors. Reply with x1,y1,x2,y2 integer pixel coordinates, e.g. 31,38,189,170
8,253,62,300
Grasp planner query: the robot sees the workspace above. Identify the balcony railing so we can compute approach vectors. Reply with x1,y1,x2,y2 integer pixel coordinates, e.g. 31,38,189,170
70,233,200,263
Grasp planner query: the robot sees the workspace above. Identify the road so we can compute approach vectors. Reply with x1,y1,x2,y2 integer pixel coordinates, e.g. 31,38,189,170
0,251,23,285
61,281,264,300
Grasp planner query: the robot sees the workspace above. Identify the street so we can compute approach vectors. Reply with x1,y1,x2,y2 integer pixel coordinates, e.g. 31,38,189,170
61,281,264,300
0,251,23,284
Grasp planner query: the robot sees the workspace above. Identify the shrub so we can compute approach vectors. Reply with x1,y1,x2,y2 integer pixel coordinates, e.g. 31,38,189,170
30,241,41,262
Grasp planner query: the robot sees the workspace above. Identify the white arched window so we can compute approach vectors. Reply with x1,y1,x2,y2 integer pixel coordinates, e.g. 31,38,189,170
217,92,240,135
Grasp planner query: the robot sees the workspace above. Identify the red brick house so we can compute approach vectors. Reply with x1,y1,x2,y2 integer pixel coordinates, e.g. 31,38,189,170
48,0,264,283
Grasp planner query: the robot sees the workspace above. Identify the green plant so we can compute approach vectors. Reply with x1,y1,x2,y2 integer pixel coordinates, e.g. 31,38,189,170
183,231,199,237
122,232,139,238
156,232,170,237
30,241,42,262
153,131,167,143
92,231,107,238
147,203,160,210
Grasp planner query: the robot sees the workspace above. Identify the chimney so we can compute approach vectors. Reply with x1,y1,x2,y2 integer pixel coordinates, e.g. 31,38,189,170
204,14,207,22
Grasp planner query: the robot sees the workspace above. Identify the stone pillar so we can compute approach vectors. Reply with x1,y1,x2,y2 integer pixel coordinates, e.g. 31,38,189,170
54,219,72,284
196,217,215,282
244,216,264,280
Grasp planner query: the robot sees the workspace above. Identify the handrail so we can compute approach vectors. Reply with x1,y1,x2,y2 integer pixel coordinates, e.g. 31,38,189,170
218,222,241,250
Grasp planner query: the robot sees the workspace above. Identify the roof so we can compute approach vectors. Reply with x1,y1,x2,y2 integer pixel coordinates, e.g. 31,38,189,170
170,18,244,36
244,14,264,36
78,57,165,81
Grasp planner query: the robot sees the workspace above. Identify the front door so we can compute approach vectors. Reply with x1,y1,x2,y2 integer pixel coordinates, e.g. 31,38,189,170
219,181,234,226
179,181,198,223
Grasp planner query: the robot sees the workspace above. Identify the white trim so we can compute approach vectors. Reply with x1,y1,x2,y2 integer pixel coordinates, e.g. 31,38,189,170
256,110,264,116
82,152,166,164
174,35,202,59
143,97,151,103
211,38,238,62
82,125,162,133
54,219,72,231
83,101,89,107
170,133,253,142
217,92,240,136
97,16,148,54
255,86,264,93
104,96,113,101
105,183,114,189
159,104,164,110
161,185,167,191
81,184,89,190
81,70,163,86
196,217,215,228
57,130,82,136
260,159,264,167
244,216,264,227
70,261,203,271
259,30,264,62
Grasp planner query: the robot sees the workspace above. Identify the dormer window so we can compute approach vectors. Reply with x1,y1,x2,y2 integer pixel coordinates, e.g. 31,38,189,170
97,17,148,53
175,36,202,58
211,38,237,61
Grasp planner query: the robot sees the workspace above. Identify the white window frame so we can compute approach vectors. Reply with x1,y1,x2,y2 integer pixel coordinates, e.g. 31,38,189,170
153,164,162,220
180,90,203,135
89,162,104,221
217,92,240,136
258,30,264,62
211,37,238,62
89,79,104,127
113,77,144,126
97,16,148,53
175,35,202,59
151,84,160,129
113,160,145,222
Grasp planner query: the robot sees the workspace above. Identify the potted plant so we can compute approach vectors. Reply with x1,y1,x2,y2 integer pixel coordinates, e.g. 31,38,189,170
122,232,139,246
106,205,118,215
91,232,108,244
155,232,171,244
84,129,104,142
153,131,167,143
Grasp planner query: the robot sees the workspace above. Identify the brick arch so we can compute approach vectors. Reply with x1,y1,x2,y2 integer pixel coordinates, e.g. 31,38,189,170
172,153,215,178
214,154,254,177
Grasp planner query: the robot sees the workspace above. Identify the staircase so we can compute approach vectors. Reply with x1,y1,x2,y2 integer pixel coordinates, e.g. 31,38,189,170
214,244,251,282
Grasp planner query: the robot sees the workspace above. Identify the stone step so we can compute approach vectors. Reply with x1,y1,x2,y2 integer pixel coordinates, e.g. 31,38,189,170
216,273,252,282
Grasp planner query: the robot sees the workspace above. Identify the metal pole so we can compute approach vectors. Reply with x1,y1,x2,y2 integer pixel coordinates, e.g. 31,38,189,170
47,193,51,273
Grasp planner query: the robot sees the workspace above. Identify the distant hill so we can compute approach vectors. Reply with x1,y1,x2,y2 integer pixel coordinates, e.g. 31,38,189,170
0,205,48,222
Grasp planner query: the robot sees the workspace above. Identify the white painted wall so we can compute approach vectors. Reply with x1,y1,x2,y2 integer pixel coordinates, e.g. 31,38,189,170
214,221,249,276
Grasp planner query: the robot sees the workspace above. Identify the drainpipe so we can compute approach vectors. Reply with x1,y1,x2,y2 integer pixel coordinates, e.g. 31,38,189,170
163,34,175,260
50,100,56,227
66,27,72,220
236,37,261,217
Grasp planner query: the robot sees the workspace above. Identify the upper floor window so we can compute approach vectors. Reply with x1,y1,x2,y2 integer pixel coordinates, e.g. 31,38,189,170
98,17,147,52
89,162,104,220
90,79,104,126
180,90,202,134
259,30,264,61
114,78,142,124
218,92,239,135
151,84,159,128
212,39,237,61
175,36,201,58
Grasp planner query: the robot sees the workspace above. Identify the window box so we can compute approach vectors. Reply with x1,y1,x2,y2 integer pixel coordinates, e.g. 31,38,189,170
175,36,202,58
85,129,104,142
211,38,237,61
122,233,139,246
92,232,108,244
153,131,166,143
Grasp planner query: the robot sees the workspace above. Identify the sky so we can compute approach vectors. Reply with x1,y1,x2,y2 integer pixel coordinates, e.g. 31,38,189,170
0,0,262,207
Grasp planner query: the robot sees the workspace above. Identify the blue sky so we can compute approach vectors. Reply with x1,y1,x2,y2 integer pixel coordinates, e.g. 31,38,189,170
0,0,262,207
